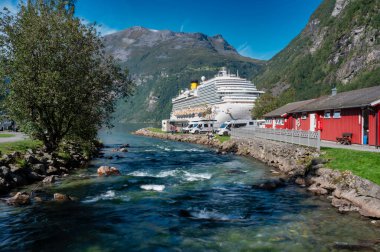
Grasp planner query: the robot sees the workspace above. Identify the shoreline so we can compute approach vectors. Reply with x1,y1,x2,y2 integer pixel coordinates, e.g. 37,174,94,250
135,128,380,219
0,141,102,204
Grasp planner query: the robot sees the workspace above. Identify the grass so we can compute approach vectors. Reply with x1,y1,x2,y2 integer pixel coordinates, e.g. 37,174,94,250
147,127,164,133
0,133,16,138
0,140,43,155
321,147,380,185
215,135,231,143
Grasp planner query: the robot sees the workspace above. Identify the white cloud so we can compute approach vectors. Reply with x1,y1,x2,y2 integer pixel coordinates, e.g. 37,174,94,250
0,0,18,13
80,18,118,36
180,24,184,32
179,19,190,33
237,42,276,60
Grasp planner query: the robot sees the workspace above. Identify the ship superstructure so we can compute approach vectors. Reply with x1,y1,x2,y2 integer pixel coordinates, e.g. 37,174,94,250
170,67,264,123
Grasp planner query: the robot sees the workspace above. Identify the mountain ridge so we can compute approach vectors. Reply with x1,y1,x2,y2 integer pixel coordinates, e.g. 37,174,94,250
254,0,380,100
103,26,264,122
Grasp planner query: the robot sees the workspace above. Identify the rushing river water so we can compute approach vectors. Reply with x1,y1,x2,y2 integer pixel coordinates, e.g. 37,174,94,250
1,124,380,251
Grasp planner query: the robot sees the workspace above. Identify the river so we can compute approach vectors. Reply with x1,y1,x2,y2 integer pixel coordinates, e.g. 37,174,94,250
0,124,379,251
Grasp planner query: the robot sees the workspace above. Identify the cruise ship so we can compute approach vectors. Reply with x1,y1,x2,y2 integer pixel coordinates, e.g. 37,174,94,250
169,67,264,123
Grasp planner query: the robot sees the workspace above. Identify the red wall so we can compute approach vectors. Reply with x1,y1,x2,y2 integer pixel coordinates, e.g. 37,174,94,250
320,108,362,144
368,106,380,146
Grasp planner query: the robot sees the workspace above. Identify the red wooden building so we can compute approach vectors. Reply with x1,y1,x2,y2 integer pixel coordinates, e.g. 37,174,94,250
264,86,380,147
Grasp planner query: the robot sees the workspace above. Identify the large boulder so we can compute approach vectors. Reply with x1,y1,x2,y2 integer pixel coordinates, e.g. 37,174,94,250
5,192,31,206
97,166,121,176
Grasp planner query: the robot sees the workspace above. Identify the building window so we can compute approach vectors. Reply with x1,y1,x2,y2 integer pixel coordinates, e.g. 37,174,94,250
276,118,284,125
324,111,331,119
265,119,272,124
301,113,307,120
333,110,341,119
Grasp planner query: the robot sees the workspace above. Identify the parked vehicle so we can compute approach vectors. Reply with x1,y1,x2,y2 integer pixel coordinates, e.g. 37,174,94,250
162,119,188,132
217,120,265,136
181,121,199,133
189,120,216,134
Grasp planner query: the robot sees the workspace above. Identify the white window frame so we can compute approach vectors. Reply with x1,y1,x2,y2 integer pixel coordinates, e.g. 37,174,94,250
333,110,341,119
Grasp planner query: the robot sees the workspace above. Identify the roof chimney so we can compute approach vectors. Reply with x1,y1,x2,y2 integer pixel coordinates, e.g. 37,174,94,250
331,87,337,96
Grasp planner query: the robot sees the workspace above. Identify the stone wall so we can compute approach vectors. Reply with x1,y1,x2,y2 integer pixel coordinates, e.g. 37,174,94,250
135,128,380,218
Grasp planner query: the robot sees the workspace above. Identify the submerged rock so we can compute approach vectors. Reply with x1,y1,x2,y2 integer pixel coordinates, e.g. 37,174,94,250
97,166,121,176
252,179,286,191
53,193,71,202
5,192,31,206
332,242,376,251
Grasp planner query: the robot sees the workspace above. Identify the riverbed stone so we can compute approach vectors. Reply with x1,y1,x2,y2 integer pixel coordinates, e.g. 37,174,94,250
6,192,31,206
43,175,57,184
46,166,59,175
53,193,71,201
97,166,121,176
31,163,46,175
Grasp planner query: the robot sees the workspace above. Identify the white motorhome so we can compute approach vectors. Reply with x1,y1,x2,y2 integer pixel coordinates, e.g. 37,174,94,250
181,121,199,133
189,120,217,134
217,120,265,136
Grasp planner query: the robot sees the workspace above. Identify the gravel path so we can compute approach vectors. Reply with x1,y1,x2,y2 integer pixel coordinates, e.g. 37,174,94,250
0,132,28,143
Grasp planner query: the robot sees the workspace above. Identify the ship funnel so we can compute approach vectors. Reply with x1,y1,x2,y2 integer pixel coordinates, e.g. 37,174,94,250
190,80,199,90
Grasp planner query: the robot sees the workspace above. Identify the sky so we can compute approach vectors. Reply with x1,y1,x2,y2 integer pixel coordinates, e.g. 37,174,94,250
1,0,323,60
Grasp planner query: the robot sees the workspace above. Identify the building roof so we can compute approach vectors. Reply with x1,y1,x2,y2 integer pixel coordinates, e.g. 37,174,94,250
264,99,315,117
292,85,380,113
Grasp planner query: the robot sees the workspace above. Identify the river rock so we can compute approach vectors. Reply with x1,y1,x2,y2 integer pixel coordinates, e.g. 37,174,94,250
46,166,59,175
31,163,46,175
97,166,121,176
252,179,286,191
43,175,57,184
24,154,39,165
0,166,11,178
53,193,71,201
119,148,128,152
6,192,31,206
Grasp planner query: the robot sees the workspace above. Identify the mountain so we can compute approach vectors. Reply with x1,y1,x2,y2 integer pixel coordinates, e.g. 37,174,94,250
103,26,264,122
254,0,380,100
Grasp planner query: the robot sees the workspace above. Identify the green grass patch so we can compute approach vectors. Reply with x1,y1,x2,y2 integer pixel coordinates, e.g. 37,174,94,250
0,133,16,138
147,127,164,133
0,140,43,155
215,135,230,143
321,147,380,185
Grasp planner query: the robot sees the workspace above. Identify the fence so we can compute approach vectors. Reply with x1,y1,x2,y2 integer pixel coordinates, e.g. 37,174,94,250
230,127,321,150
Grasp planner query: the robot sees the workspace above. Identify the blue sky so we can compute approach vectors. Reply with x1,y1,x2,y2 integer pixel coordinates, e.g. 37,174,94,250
1,0,323,60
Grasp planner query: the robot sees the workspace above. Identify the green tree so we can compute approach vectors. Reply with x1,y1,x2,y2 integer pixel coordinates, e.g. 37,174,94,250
0,0,134,152
252,93,278,119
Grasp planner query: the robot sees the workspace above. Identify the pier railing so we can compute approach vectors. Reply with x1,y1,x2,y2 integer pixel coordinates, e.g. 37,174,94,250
230,127,321,150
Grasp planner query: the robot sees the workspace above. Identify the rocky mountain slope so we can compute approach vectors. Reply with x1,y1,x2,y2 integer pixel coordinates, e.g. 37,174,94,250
103,26,264,122
254,0,380,99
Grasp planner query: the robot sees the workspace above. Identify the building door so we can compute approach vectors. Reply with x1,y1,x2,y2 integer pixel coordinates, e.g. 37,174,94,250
309,113,316,132
362,110,369,144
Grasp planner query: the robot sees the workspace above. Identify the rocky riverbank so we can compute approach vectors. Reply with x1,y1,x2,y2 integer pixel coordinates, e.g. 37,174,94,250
135,128,380,219
0,141,102,204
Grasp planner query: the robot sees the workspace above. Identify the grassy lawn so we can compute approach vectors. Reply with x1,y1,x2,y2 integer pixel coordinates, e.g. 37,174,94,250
321,147,380,185
215,135,230,143
0,133,16,138
0,140,43,155
147,127,164,133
